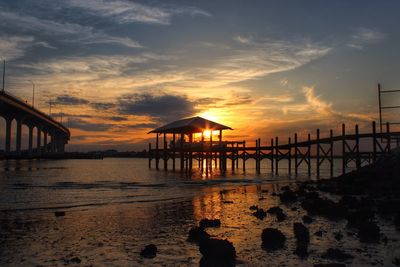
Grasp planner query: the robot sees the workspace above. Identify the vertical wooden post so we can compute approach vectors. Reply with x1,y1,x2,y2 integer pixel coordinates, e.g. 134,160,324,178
180,133,184,172
342,124,346,175
386,122,391,152
210,132,213,171
201,132,204,170
372,121,377,162
355,125,360,169
257,138,261,173
307,133,311,176
172,133,176,171
275,136,279,175
294,133,298,175
189,133,193,171
163,133,167,171
231,143,235,171
288,137,291,175
270,138,274,173
148,143,152,168
330,129,334,177
242,141,246,172
316,128,320,178
236,143,239,168
219,130,222,170
156,133,159,170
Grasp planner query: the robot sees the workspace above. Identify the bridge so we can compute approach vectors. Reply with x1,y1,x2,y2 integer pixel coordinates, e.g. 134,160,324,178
0,91,70,157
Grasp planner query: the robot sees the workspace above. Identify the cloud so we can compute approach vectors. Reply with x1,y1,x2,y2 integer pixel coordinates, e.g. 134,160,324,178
118,92,196,122
348,28,386,49
68,118,113,131
52,95,90,105
67,0,210,25
0,11,141,48
109,116,127,122
128,123,158,129
0,35,35,60
91,102,116,110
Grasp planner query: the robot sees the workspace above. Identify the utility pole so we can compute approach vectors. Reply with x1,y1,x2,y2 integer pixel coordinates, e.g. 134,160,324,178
2,59,5,92
29,80,35,108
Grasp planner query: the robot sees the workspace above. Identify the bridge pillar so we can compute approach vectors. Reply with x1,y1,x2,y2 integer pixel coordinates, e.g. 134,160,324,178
57,136,65,153
28,125,34,156
43,131,48,153
37,127,42,156
16,118,22,155
51,132,56,153
5,117,12,155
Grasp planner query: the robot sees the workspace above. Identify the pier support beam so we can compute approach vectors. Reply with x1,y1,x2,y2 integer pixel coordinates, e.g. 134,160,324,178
5,117,12,155
43,131,48,153
16,118,22,155
37,126,42,156
28,124,34,156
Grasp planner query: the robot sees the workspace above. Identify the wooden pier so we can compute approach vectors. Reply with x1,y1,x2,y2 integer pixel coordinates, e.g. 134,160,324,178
148,118,400,177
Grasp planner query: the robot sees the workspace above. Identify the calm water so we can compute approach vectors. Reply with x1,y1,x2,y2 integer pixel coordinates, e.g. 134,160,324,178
0,158,397,266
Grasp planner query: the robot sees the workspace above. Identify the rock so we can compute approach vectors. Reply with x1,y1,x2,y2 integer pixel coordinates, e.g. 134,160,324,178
252,209,267,220
301,196,346,220
188,227,210,243
249,205,258,211
394,213,400,231
294,223,310,244
303,215,313,224
199,238,236,266
334,232,343,241
315,230,323,237
69,257,81,264
357,221,380,243
314,264,346,267
281,185,291,191
140,244,157,258
294,243,308,258
291,207,298,211
199,219,221,228
346,209,374,228
393,257,400,266
280,189,298,203
261,228,286,251
322,248,353,262
54,211,65,217
267,206,287,222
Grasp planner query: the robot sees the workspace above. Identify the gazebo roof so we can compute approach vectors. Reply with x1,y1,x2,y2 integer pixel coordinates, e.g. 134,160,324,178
148,116,232,134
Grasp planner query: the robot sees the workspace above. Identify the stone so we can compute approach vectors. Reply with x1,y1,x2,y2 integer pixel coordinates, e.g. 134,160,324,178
199,238,236,266
54,211,65,217
188,227,210,243
280,189,298,203
294,223,310,244
199,219,221,228
252,209,267,220
334,232,343,241
314,264,346,267
394,213,400,231
267,206,286,222
249,205,258,211
322,248,353,262
140,244,157,258
357,221,380,243
261,228,286,251
303,215,313,224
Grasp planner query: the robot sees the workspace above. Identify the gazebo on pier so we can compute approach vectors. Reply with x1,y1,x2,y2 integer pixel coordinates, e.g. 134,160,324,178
148,116,242,172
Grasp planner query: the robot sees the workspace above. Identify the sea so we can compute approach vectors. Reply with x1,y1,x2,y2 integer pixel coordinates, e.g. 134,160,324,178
0,158,398,266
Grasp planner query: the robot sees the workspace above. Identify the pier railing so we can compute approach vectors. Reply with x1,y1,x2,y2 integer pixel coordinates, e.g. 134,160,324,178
148,121,400,177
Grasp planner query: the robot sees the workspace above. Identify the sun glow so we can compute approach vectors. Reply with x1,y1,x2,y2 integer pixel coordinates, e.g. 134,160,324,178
203,130,212,139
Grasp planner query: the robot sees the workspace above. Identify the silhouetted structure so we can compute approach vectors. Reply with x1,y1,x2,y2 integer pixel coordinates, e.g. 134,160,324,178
0,91,70,157
149,117,400,177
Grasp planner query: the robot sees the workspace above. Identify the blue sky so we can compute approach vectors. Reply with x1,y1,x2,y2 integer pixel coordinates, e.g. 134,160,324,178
0,0,399,151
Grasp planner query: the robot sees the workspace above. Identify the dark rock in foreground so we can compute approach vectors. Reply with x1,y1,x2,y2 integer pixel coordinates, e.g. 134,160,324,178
302,215,313,224
261,228,286,251
199,219,221,228
322,248,353,262
249,205,258,211
293,223,310,258
54,211,65,217
188,227,210,243
395,214,400,231
280,189,298,203
140,244,157,258
267,206,287,222
357,221,380,243
199,238,236,267
252,208,267,220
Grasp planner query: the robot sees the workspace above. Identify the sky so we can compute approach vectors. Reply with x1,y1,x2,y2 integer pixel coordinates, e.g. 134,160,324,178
0,0,400,151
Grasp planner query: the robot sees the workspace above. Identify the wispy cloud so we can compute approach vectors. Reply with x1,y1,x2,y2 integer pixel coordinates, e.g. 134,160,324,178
0,11,141,48
0,35,35,60
67,0,211,25
348,27,386,50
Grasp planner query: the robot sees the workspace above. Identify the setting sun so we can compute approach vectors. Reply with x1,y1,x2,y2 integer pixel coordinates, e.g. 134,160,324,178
203,130,212,139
